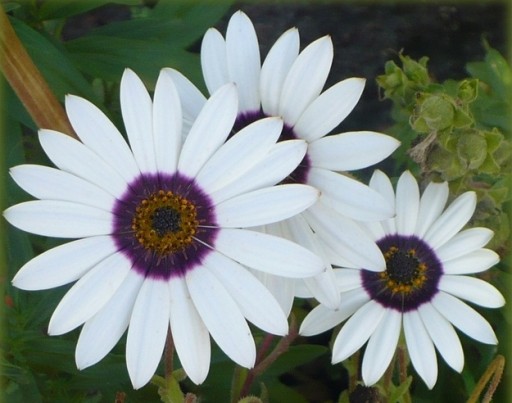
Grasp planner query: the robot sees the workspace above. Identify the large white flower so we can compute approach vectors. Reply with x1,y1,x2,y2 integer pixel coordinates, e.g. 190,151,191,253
300,170,505,389
164,10,400,314
3,68,325,388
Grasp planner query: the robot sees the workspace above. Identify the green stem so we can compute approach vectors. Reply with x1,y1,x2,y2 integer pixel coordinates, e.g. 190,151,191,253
0,5,76,138
467,354,505,403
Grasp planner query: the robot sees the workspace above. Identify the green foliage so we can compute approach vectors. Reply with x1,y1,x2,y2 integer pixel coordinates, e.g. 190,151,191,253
377,46,512,252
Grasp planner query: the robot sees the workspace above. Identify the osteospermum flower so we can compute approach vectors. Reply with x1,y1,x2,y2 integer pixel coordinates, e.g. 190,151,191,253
4,68,325,388
164,10,400,314
300,170,505,389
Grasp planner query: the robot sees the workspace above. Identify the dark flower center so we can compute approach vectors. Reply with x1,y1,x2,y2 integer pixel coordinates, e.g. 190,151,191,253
112,172,218,280
361,234,442,312
233,110,311,184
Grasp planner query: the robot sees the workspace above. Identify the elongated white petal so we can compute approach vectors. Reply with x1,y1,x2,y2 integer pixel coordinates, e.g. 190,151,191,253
436,228,494,262
38,130,128,197
332,301,385,363
65,95,140,182
305,203,385,271
76,271,144,369
333,268,364,292
169,277,211,385
251,267,295,317
432,291,498,344
127,279,170,389
260,28,300,115
226,11,261,112
120,68,156,173
439,275,504,308
279,36,333,125
164,68,206,132
395,171,419,235
369,170,396,234
215,184,318,228
4,200,112,238
211,140,307,203
205,251,288,335
403,311,438,389
442,249,499,275
295,78,366,142
308,168,393,221
12,236,116,290
201,28,229,95
178,84,237,177
186,267,256,368
10,165,115,211
48,252,132,335
214,228,323,278
424,192,477,250
196,117,283,194
415,181,449,237
309,131,400,171
153,69,182,174
418,303,464,372
300,288,369,336
362,310,401,386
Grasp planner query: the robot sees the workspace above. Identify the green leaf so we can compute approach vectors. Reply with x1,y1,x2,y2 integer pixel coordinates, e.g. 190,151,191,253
263,344,328,378
10,16,98,102
36,0,139,21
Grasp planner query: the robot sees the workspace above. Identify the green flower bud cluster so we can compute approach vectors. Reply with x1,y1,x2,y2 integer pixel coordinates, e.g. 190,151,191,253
377,48,511,253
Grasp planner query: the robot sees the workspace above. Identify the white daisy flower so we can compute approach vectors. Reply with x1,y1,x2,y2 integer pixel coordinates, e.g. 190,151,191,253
4,68,325,389
163,10,400,314
300,170,505,389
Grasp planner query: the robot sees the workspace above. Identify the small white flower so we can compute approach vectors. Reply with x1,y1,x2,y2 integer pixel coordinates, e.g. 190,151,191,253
165,10,400,314
300,170,505,389
4,68,324,388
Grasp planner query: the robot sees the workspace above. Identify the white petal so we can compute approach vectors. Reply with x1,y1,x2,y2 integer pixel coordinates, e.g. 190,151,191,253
164,68,207,133
120,68,156,173
211,140,307,203
369,169,396,234
186,266,256,368
65,94,140,182
418,303,464,372
395,171,420,235
333,268,364,292
435,228,494,262
251,269,295,318
76,270,144,369
201,28,229,95
308,168,394,221
205,251,288,335
169,277,211,385
215,184,318,228
196,117,283,194
279,36,333,126
214,228,323,278
226,11,261,112
439,275,505,308
309,131,400,171
10,165,116,211
38,129,128,197
178,84,237,177
260,28,299,115
415,181,449,237
442,249,499,275
300,288,369,336
48,252,132,335
331,300,385,363
432,291,498,344
305,203,386,271
362,310,401,386
403,311,438,389
295,78,366,142
424,192,477,250
153,69,182,174
12,236,116,290
127,279,170,389
4,200,112,238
